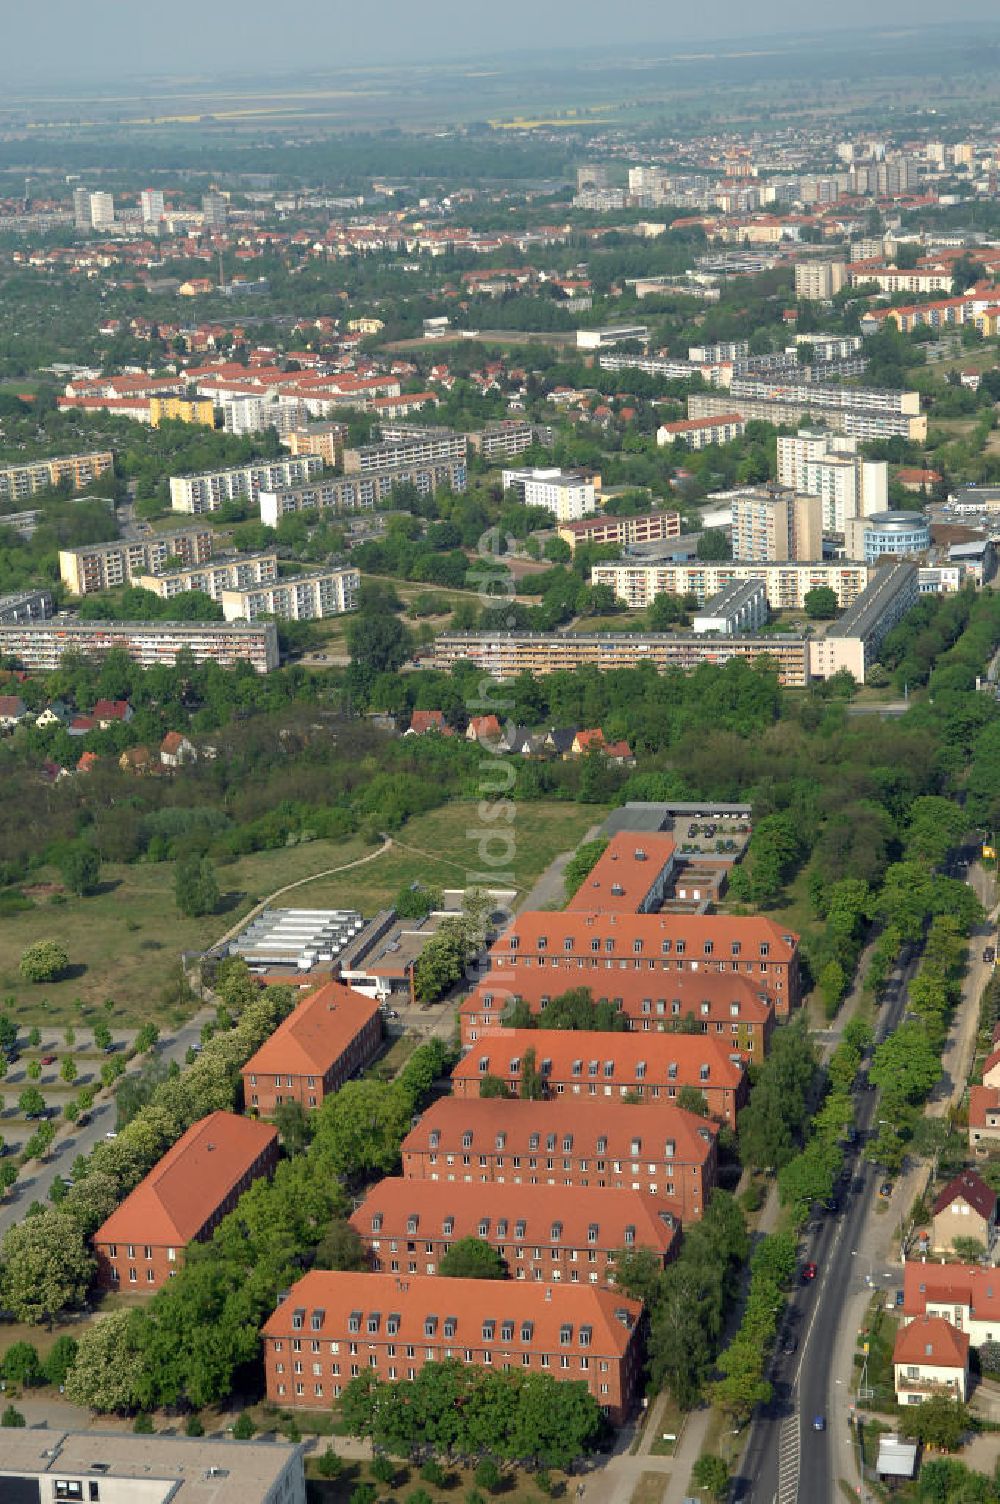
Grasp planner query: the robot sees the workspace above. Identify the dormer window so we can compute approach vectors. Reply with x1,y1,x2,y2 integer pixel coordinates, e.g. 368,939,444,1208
588,1223,599,1244
425,1316,438,1337
348,1311,361,1334
703,942,713,956
368,1314,380,1335
502,1321,515,1341
462,1131,473,1149
521,1321,534,1341
624,1225,636,1246
429,1130,441,1149
482,1320,496,1341
515,1220,526,1239
562,1135,574,1152
292,1308,305,1331
559,1324,573,1346
479,1218,490,1237
311,1309,325,1332
759,943,770,958
371,1213,383,1233
407,1215,419,1235
551,1222,563,1243
443,1217,455,1236
496,1132,506,1150
444,1316,457,1339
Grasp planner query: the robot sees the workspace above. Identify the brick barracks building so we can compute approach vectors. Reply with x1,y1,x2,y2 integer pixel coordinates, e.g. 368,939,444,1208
451,1028,746,1123
241,981,382,1117
93,1112,278,1290
486,910,800,1016
350,1177,680,1285
458,967,774,1063
263,1271,644,1423
400,1097,717,1223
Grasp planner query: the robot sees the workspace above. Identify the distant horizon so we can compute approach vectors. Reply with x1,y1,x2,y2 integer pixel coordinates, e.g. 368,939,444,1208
4,8,1000,89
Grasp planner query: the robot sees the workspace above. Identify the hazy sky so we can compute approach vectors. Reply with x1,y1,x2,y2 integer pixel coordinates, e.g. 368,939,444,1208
4,0,1000,80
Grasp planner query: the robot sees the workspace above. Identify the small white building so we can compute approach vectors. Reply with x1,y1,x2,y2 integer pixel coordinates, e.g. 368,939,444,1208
500,467,596,523
693,579,768,636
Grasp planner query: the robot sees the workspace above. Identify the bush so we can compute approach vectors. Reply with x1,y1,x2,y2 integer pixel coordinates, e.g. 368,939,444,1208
371,1456,396,1485
317,1448,343,1479
1,1404,25,1427
421,1461,447,1487
185,1413,205,1437
232,1411,256,1440
133,1412,154,1434
2,1341,43,1387
474,1459,502,1493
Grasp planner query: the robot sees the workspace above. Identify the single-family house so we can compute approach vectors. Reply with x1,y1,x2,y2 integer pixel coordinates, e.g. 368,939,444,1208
408,710,447,735
160,731,197,768
92,699,133,729
119,746,153,775
893,1316,970,1405
931,1170,998,1257
467,714,502,745
34,701,71,729
0,695,28,729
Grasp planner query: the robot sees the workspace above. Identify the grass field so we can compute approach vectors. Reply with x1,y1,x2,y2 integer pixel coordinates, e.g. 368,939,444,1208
0,801,600,1026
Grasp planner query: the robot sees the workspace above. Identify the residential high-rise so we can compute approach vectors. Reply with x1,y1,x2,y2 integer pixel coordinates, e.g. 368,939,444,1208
202,191,228,230
89,191,115,228
72,186,91,229
794,260,846,301
140,187,165,223
730,487,823,563
777,430,888,531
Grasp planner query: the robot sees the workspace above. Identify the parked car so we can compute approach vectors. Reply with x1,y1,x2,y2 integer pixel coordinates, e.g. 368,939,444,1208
812,1415,826,1432
40,1054,56,1065
801,1261,818,1282
781,1334,798,1354
879,1181,893,1199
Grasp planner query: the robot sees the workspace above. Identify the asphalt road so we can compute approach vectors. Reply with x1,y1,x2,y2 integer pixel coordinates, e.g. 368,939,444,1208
735,937,921,1504
0,1010,212,1236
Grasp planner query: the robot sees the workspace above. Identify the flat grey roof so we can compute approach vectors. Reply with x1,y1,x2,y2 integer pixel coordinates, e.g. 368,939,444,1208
0,1429,303,1503
826,562,917,641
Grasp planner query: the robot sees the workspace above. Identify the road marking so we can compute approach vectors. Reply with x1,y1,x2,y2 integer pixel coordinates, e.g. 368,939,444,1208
777,1412,800,1504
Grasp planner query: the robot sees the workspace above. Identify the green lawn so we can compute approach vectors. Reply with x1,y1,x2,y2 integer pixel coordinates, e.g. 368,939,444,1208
0,801,599,1027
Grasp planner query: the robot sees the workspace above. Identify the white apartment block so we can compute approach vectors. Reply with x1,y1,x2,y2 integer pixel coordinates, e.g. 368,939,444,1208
688,392,926,444
134,552,279,601
777,430,888,531
221,567,360,622
576,325,649,350
500,468,596,522
259,456,467,527
0,450,114,503
343,430,467,474
794,261,846,300
0,618,279,674
89,191,115,228
169,457,324,514
731,490,823,564
59,528,214,595
220,395,307,437
590,560,870,612
140,188,165,223
808,562,919,683
657,414,746,450
729,377,920,417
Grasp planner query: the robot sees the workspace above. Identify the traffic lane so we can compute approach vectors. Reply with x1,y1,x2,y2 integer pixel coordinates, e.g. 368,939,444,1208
796,1159,879,1504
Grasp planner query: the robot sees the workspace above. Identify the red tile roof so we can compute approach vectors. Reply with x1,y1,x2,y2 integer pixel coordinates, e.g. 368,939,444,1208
932,1170,997,1221
453,1027,744,1094
567,832,676,913
903,1261,1000,1322
968,1084,1000,1128
264,1270,641,1356
91,699,131,721
351,1176,680,1259
95,1111,277,1248
402,1094,717,1164
410,710,446,733
660,414,745,434
894,1314,969,1368
241,980,381,1080
492,910,798,963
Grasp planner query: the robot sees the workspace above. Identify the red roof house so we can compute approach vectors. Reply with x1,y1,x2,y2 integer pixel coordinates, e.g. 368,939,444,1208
241,980,382,1116
93,1111,278,1290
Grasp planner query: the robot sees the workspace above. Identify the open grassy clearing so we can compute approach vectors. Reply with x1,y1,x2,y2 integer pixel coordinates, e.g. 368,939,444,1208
0,801,599,1025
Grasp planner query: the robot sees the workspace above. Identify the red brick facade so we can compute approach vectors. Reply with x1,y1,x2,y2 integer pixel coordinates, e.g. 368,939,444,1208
241,980,382,1115
263,1271,644,1424
400,1097,717,1224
